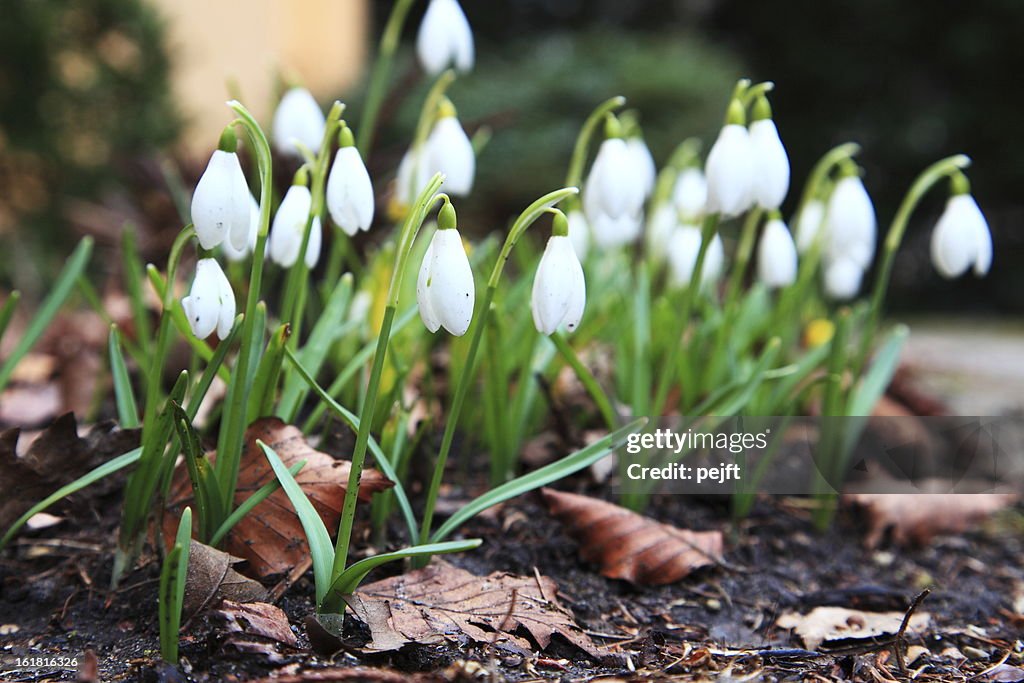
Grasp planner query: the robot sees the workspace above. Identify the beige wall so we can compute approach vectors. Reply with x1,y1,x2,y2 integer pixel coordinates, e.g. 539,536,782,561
148,0,367,152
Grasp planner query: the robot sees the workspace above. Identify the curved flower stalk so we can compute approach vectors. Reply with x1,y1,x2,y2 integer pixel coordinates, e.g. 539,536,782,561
532,211,586,335
748,95,790,211
326,123,375,236
273,86,327,158
757,215,798,289
269,180,322,268
416,201,475,335
191,129,252,250
417,0,474,76
930,175,992,279
182,258,236,340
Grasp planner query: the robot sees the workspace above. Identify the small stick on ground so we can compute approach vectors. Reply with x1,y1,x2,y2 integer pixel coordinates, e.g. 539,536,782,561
895,587,931,676
487,588,518,683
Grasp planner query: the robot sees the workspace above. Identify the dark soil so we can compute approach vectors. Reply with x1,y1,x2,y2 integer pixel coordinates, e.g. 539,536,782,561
2,462,1022,683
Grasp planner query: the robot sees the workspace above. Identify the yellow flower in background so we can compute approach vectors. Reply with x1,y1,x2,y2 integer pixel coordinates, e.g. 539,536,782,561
804,318,835,348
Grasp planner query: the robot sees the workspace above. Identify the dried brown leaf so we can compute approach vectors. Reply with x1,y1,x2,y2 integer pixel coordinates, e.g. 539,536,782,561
183,541,267,621
0,414,140,529
249,669,445,683
165,417,392,578
843,486,1018,548
776,606,931,651
541,489,723,586
212,600,297,648
344,560,598,656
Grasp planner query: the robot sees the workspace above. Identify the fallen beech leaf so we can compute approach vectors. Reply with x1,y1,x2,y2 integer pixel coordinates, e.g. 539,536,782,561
183,541,268,621
984,663,1024,682
843,486,1018,548
0,414,140,529
776,606,930,651
344,560,598,656
165,418,392,578
212,600,297,648
541,489,723,585
0,383,62,427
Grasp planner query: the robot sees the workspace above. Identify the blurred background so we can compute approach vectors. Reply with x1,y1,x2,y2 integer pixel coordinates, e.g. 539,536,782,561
0,0,1021,315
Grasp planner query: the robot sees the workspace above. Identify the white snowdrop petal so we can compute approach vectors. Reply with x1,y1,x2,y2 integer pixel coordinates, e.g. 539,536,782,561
628,137,658,198
705,124,755,217
416,238,441,333
591,212,641,249
795,200,825,253
272,88,326,157
417,0,474,75
703,233,726,284
567,210,590,261
749,119,790,210
183,258,227,339
304,217,322,269
327,146,375,236
673,168,708,222
427,230,475,336
192,150,251,251
427,117,475,196
824,257,863,301
586,138,645,220
667,225,703,287
757,218,798,288
531,237,580,335
210,261,236,340
646,202,677,257
826,176,876,268
269,185,313,267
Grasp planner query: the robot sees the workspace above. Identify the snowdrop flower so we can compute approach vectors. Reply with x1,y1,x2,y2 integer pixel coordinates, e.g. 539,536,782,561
269,183,321,268
823,255,864,301
794,198,826,254
191,140,251,251
272,87,326,158
757,216,798,288
646,201,678,256
532,212,586,335
416,0,474,76
705,101,755,217
425,100,475,196
586,202,642,249
416,202,475,336
223,194,260,262
667,225,724,288
673,167,708,222
182,258,235,340
567,209,590,261
825,173,876,270
326,125,375,236
585,134,646,222
395,147,431,209
627,136,658,199
748,97,790,210
930,190,992,279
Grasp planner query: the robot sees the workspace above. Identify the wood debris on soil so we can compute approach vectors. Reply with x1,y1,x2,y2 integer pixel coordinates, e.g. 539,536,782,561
541,488,723,585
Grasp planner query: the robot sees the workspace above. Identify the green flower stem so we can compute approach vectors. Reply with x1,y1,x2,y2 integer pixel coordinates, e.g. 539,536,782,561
651,212,720,417
854,154,970,375
216,101,275,505
356,0,416,158
324,174,447,613
280,102,345,342
551,331,618,430
415,188,580,564
724,207,764,308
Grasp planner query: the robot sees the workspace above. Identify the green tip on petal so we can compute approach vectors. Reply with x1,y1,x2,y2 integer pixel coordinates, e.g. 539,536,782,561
837,159,860,179
338,123,355,148
437,97,457,120
604,113,623,140
218,125,238,153
751,95,773,122
950,170,971,196
438,199,458,230
551,210,569,237
293,165,310,187
725,98,747,126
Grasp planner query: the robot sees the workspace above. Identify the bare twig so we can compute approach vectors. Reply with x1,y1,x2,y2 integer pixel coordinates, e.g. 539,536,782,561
895,588,931,676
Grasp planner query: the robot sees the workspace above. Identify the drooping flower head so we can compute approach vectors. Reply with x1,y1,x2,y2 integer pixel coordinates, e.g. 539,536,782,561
532,211,586,335
272,87,326,158
705,98,755,217
583,114,647,248
416,0,474,76
426,98,475,197
748,95,790,210
182,258,235,340
326,122,375,236
222,193,260,262
794,197,827,254
191,128,252,251
930,174,992,279
673,167,708,223
757,215,798,289
667,225,725,289
825,167,876,271
416,200,475,336
269,171,321,269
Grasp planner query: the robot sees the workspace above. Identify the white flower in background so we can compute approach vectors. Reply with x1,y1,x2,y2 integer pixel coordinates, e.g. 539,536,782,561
532,224,586,335
825,174,876,269
395,147,431,208
627,136,658,199
223,194,260,262
673,167,708,222
191,148,251,250
416,0,474,76
823,255,864,301
426,103,475,196
667,225,724,288
326,130,375,236
757,217,798,288
584,137,646,221
417,205,475,336
567,209,590,260
794,199,826,253
749,116,790,210
646,201,678,256
182,258,235,340
705,122,755,217
272,87,326,157
931,193,992,279
588,208,643,249
269,184,321,268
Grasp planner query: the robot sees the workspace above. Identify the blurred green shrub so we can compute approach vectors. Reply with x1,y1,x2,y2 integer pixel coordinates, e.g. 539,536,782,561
0,0,180,287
